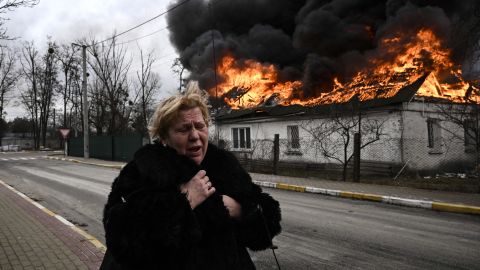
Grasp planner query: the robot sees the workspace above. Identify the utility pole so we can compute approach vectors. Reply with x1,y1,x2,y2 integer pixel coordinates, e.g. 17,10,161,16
353,98,361,182
475,98,479,193
81,45,89,158
209,2,221,146
273,134,279,175
72,43,89,158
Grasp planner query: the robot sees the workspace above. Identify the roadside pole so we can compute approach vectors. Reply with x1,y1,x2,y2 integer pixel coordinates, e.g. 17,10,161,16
72,43,90,159
81,45,89,159
59,128,71,157
273,134,279,175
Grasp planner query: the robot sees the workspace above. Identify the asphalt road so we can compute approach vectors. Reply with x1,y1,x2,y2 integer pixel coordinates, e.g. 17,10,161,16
1,151,479,269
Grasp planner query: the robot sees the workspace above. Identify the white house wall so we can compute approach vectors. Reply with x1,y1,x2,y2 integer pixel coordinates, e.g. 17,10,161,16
215,110,403,164
214,101,476,174
401,101,475,171
356,111,403,163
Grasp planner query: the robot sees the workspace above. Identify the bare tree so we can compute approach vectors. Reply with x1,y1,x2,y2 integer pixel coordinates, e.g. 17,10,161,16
0,46,19,118
37,40,58,147
172,57,186,92
436,104,478,145
117,80,134,132
55,43,80,128
131,47,161,136
87,36,132,135
19,40,59,149
0,0,39,40
302,107,387,181
0,117,6,142
19,41,40,149
434,87,480,174
88,77,108,135
68,70,82,135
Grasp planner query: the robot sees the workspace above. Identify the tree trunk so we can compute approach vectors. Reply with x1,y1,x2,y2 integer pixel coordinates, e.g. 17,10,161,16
342,162,348,181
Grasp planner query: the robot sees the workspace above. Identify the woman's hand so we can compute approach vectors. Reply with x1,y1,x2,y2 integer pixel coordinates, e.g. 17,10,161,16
222,195,242,220
180,170,215,209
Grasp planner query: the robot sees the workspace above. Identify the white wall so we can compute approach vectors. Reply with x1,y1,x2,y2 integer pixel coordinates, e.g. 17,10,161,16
1,138,61,150
357,111,403,163
216,110,403,164
401,101,476,171
215,102,476,173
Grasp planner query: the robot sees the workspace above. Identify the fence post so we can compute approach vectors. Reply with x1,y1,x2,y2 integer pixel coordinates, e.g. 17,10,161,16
353,132,361,182
273,134,279,175
111,135,115,161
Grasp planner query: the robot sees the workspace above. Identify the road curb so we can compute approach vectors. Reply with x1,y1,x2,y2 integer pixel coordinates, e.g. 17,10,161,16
253,180,480,216
45,156,125,169
0,179,107,253
431,201,480,215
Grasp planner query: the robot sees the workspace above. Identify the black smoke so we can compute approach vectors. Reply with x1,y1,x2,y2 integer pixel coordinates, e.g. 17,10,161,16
167,0,480,97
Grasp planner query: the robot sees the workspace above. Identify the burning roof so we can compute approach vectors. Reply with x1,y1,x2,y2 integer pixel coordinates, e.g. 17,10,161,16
214,75,424,122
167,0,480,110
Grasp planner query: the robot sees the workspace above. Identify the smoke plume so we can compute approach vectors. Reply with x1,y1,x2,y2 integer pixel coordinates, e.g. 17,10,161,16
167,0,480,96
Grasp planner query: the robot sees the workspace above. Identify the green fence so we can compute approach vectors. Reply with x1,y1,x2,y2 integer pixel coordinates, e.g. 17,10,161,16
68,137,84,157
68,134,144,162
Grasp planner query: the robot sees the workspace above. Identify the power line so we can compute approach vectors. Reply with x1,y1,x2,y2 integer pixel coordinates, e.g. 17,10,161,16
129,51,178,70
93,0,193,46
79,0,231,81
97,0,228,47
116,26,170,45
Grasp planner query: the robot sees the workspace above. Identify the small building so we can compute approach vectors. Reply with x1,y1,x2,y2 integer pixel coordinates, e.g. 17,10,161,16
212,78,478,179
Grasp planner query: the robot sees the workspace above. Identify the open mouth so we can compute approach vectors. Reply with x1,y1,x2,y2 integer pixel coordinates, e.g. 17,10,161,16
187,146,202,153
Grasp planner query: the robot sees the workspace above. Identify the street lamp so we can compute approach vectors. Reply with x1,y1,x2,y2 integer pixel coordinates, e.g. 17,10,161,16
71,43,89,159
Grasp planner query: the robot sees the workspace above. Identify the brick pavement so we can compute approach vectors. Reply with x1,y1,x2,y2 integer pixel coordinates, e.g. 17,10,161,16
0,181,104,270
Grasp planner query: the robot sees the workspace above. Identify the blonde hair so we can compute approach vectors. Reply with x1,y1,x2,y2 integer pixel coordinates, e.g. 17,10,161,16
148,82,210,140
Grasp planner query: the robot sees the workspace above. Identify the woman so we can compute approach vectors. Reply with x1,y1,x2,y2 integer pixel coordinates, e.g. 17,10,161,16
102,84,282,270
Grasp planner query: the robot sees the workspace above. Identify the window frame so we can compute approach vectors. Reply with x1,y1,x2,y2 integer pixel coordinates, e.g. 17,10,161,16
287,125,300,150
231,127,251,150
427,118,443,153
427,119,435,148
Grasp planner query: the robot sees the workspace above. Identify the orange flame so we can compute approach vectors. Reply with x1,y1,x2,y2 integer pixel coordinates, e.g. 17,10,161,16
210,55,302,109
209,28,478,108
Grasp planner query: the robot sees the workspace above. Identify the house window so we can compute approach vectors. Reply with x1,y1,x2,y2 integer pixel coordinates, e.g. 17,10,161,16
287,125,300,149
427,118,442,149
464,120,476,148
232,127,251,149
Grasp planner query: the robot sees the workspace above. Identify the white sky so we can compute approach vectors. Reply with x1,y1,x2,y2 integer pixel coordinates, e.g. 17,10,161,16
2,0,181,120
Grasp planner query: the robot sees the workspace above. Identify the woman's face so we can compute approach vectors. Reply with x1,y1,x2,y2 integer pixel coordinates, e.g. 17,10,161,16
164,107,209,165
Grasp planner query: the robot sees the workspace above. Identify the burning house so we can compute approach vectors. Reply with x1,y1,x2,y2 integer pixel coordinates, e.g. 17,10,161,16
211,77,478,178
167,0,480,178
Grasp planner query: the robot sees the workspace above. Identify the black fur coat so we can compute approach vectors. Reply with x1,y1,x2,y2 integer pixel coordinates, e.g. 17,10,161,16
102,143,282,270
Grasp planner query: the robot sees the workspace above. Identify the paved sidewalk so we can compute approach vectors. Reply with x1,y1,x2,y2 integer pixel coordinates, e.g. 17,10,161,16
0,180,104,270
46,155,480,214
